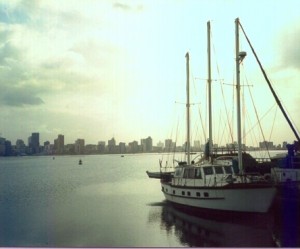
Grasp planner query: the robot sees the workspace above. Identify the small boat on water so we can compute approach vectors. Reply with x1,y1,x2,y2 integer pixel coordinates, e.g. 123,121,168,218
146,170,173,180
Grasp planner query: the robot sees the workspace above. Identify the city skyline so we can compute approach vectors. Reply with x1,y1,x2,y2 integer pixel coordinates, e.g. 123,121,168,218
0,130,292,157
1,131,290,149
0,1,299,148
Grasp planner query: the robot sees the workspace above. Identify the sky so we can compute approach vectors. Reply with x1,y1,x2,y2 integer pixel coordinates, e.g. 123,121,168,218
0,0,299,147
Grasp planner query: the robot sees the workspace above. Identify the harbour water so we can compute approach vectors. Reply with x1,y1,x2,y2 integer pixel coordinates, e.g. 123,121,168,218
0,152,299,247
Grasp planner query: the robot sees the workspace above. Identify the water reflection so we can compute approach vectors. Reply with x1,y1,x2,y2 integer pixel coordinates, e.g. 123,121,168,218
271,196,300,247
148,202,299,247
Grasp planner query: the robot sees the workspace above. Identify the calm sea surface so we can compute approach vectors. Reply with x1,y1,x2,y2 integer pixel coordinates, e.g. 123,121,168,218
0,152,299,247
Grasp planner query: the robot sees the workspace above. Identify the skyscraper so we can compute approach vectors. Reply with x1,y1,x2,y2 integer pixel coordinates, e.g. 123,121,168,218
75,139,85,154
54,134,64,154
29,133,40,154
16,139,26,155
165,139,175,152
97,141,106,153
0,137,5,156
108,138,116,153
128,141,139,153
141,136,152,152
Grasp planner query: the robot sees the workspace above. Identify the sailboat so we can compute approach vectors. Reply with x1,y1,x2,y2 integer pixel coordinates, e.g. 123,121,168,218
148,19,276,213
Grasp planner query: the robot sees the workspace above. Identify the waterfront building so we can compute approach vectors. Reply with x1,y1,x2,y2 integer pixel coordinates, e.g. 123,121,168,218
157,141,164,149
85,144,97,154
43,141,53,155
282,141,288,149
141,136,152,152
259,141,274,150
108,138,116,153
28,132,40,154
128,141,139,153
16,139,26,155
54,134,64,154
119,142,126,154
97,141,106,153
0,137,6,156
4,140,12,156
165,139,176,152
226,142,245,151
75,139,85,154
65,144,75,154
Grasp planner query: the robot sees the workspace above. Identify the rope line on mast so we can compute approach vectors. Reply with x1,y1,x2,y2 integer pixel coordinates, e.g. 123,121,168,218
239,21,300,143
245,74,271,159
244,103,277,139
210,28,235,144
268,106,278,145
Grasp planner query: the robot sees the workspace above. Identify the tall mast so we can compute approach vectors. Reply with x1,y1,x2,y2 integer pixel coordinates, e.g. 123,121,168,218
235,18,243,171
207,21,213,158
186,52,191,164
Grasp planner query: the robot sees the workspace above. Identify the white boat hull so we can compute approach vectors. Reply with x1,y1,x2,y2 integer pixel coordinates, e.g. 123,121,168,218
161,183,276,213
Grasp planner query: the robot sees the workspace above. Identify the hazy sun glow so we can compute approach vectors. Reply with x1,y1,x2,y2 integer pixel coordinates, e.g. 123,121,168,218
0,0,299,147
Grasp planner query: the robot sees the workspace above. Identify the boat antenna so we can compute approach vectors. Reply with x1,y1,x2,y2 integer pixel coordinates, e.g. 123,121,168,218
238,21,300,143
186,52,191,164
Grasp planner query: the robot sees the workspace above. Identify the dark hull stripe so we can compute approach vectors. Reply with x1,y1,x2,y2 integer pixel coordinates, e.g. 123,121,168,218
164,183,274,190
163,191,225,200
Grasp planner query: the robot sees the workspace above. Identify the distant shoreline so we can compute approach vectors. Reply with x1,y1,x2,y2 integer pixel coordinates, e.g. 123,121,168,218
1,149,287,158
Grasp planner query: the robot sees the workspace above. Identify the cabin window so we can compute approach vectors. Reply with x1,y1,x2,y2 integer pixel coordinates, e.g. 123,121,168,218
183,168,195,178
187,191,191,196
188,169,195,178
203,166,213,175
195,168,202,179
173,190,176,195
175,168,183,177
183,169,189,178
204,192,209,197
224,166,233,174
162,187,164,192
182,191,185,196
196,192,201,197
214,166,224,174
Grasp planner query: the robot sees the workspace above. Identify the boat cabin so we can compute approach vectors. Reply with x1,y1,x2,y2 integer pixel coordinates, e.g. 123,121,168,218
171,164,234,187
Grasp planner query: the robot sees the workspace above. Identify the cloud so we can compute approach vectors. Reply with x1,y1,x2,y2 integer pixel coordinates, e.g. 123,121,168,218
1,88,44,106
0,39,44,106
0,3,29,24
0,4,103,107
277,20,300,71
113,2,131,11
113,2,144,12
0,0,43,25
0,41,21,64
